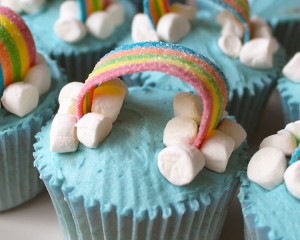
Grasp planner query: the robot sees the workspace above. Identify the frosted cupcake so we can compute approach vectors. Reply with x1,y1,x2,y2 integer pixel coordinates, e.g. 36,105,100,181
122,0,286,137
23,0,136,82
0,7,65,211
34,42,248,239
277,52,300,123
249,0,300,56
238,121,300,240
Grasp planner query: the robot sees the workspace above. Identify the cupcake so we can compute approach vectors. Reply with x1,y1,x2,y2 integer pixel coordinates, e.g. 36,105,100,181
238,120,300,240
249,0,300,56
23,0,136,82
0,7,65,211
34,42,248,239
277,52,300,123
121,0,286,138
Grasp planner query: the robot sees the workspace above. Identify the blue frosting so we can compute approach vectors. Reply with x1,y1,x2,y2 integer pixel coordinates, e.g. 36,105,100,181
238,173,300,240
34,87,248,219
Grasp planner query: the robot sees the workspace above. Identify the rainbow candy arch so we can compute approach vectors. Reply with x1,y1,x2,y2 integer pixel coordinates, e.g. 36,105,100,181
212,0,251,42
78,0,113,22
76,42,228,148
0,7,36,96
144,0,170,29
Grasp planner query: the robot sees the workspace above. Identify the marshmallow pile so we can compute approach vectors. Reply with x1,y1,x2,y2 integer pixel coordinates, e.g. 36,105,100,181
1,53,51,117
247,120,300,200
132,3,197,43
50,78,128,152
282,52,300,83
158,92,247,186
0,0,45,14
217,11,279,69
54,1,125,43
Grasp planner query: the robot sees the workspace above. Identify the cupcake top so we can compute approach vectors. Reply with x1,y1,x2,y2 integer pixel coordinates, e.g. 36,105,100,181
0,6,52,117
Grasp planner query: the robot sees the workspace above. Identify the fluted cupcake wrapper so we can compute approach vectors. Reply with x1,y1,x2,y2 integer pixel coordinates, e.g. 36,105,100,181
41,177,239,240
0,56,65,212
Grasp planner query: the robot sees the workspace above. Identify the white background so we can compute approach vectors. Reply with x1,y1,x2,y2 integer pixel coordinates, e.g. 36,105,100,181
0,90,285,240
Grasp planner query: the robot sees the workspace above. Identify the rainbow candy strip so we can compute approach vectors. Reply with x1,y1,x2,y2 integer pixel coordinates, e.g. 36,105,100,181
76,42,228,148
78,0,113,22
0,7,36,96
212,0,251,42
144,0,170,29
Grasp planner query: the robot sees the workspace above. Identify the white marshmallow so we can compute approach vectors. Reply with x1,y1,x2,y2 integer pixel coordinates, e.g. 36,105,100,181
106,3,125,26
76,113,112,148
158,144,205,186
221,110,229,119
86,12,115,39
174,92,202,125
221,18,244,39
218,34,242,58
260,130,297,156
284,161,300,200
1,82,39,117
170,3,197,21
216,10,235,26
247,147,287,190
163,117,198,147
58,82,84,105
0,0,22,13
50,114,79,153
54,18,87,43
251,16,272,39
285,121,300,140
200,130,235,173
282,53,300,83
91,85,126,122
217,118,247,150
58,97,77,115
23,63,51,96
36,52,47,65
240,38,275,69
157,13,191,43
19,0,46,14
101,78,128,97
131,13,159,42
59,0,80,20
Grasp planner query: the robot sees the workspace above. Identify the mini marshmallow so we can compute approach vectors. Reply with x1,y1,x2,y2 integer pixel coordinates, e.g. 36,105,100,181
157,13,191,43
170,3,197,21
284,161,300,200
36,52,47,65
91,85,126,122
54,19,87,43
58,82,84,105
76,113,112,148
58,97,77,115
101,78,128,97
218,34,242,58
260,130,297,156
163,117,198,146
158,144,205,186
23,63,51,96
59,0,80,20
216,10,235,26
282,52,300,83
221,18,244,39
131,13,159,42
106,3,125,26
19,0,45,14
251,16,272,39
221,110,229,120
1,82,39,117
217,118,247,150
247,147,287,190
50,114,78,152
174,92,203,125
0,0,22,13
200,130,235,173
86,12,115,39
240,38,275,69
285,121,300,140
